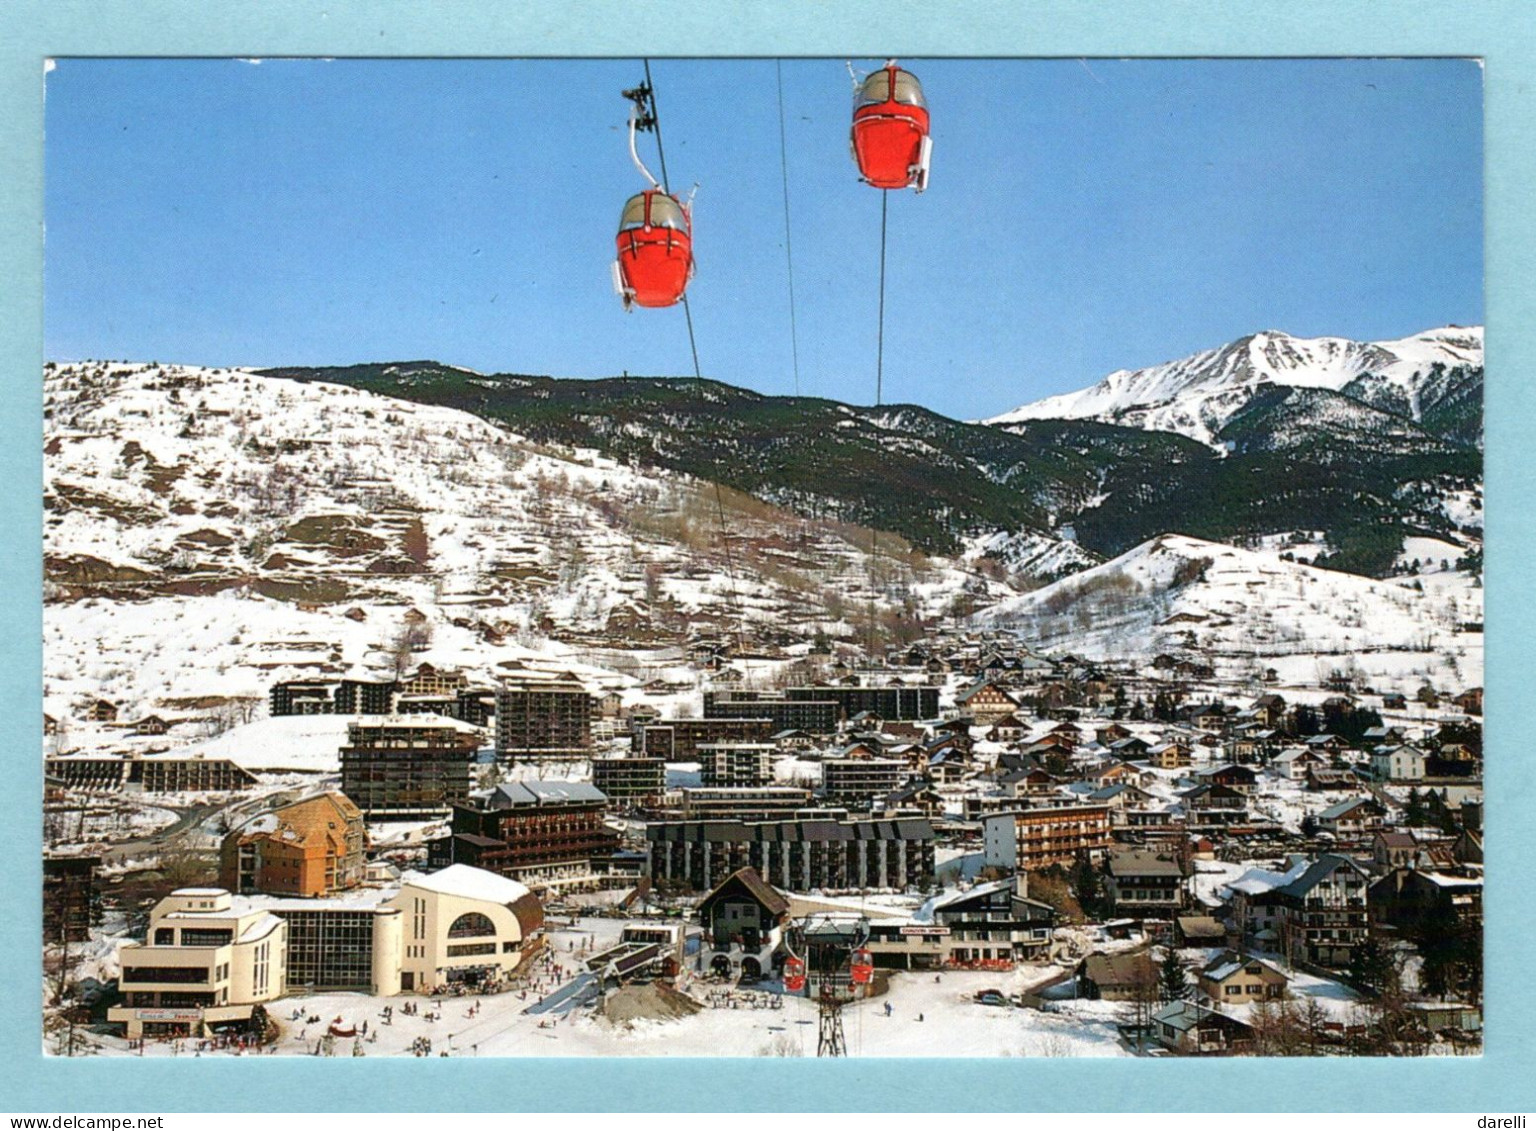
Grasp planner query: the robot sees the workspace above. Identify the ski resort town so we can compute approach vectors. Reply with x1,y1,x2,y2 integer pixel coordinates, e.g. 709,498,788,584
43,641,1483,1058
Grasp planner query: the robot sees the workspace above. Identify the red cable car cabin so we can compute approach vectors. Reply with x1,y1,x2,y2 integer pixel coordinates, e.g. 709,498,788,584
613,189,694,309
783,956,806,993
851,62,931,192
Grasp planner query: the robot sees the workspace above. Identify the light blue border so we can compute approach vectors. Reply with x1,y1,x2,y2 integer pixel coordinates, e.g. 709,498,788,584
3,0,1531,1112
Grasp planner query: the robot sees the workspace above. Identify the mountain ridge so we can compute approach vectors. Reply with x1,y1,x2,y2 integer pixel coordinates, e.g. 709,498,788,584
985,325,1483,449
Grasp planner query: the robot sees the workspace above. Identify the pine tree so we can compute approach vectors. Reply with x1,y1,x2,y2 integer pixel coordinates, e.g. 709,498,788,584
1159,946,1189,1003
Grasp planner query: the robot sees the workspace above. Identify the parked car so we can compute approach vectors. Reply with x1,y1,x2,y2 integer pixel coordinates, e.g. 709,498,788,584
973,989,1009,1007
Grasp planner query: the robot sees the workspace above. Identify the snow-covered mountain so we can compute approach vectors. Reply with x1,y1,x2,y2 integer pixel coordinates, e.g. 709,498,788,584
43,361,1019,733
977,533,1481,693
986,326,1483,448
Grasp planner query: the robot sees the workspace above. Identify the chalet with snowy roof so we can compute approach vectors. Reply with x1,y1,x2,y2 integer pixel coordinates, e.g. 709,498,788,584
1272,747,1328,781
1087,782,1158,820
1175,915,1229,947
1108,736,1151,760
128,714,174,736
1196,950,1288,1005
986,713,1031,742
1095,759,1147,788
1430,742,1480,778
1423,785,1483,832
1306,765,1359,791
1222,858,1310,945
879,779,944,819
1146,741,1193,770
1315,796,1386,839
1452,688,1483,715
1187,704,1230,732
83,698,119,723
923,874,1056,964
1180,782,1248,828
1196,764,1259,795
770,728,816,751
1226,727,1282,763
999,765,1060,798
1303,733,1347,755
1096,723,1132,745
1247,694,1284,728
1273,854,1371,967
1152,999,1255,1055
955,679,1021,723
1381,693,1408,710
1104,847,1189,918
1370,743,1427,783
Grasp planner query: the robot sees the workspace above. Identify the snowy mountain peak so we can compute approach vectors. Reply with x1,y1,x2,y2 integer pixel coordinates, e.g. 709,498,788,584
985,326,1483,447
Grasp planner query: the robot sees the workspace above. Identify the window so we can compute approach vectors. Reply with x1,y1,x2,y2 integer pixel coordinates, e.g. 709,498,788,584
153,928,174,946
179,928,233,948
448,912,498,939
122,966,209,984
890,71,926,107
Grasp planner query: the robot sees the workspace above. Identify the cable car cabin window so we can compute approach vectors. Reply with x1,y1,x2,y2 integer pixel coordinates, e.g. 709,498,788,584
855,72,892,108
619,194,689,233
890,71,926,108
856,70,925,110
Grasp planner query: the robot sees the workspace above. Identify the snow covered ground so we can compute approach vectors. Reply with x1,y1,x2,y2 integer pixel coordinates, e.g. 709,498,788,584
977,533,1481,694
69,916,1134,1059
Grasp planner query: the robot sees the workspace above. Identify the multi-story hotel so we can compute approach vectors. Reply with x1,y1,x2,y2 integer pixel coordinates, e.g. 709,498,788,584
590,757,667,803
647,816,937,892
698,743,775,788
982,803,1114,871
494,677,593,760
820,758,909,806
338,715,484,817
430,781,620,890
634,717,775,760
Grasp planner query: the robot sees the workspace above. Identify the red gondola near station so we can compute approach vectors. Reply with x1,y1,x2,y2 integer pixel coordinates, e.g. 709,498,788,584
851,60,931,192
614,188,694,309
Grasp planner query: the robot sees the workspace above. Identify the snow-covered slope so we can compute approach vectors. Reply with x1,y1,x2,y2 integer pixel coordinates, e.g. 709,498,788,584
986,326,1483,447
977,533,1481,692
44,361,1018,739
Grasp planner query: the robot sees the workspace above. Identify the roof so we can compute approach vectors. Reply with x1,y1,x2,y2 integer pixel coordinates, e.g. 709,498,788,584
1275,854,1368,899
1082,951,1154,987
1223,858,1310,897
1152,999,1251,1033
229,791,362,850
1176,916,1227,939
1199,949,1285,983
698,867,790,918
482,780,608,808
401,864,534,906
1317,796,1379,820
1107,848,1186,878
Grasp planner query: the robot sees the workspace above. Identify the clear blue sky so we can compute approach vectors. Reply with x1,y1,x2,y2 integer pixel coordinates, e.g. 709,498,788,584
44,57,1482,421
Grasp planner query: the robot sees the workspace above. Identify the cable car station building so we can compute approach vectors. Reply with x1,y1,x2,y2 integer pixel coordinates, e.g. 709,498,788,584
108,866,543,1038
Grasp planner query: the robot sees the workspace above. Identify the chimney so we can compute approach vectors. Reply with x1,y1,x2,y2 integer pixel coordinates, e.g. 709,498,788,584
1014,871,1029,901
